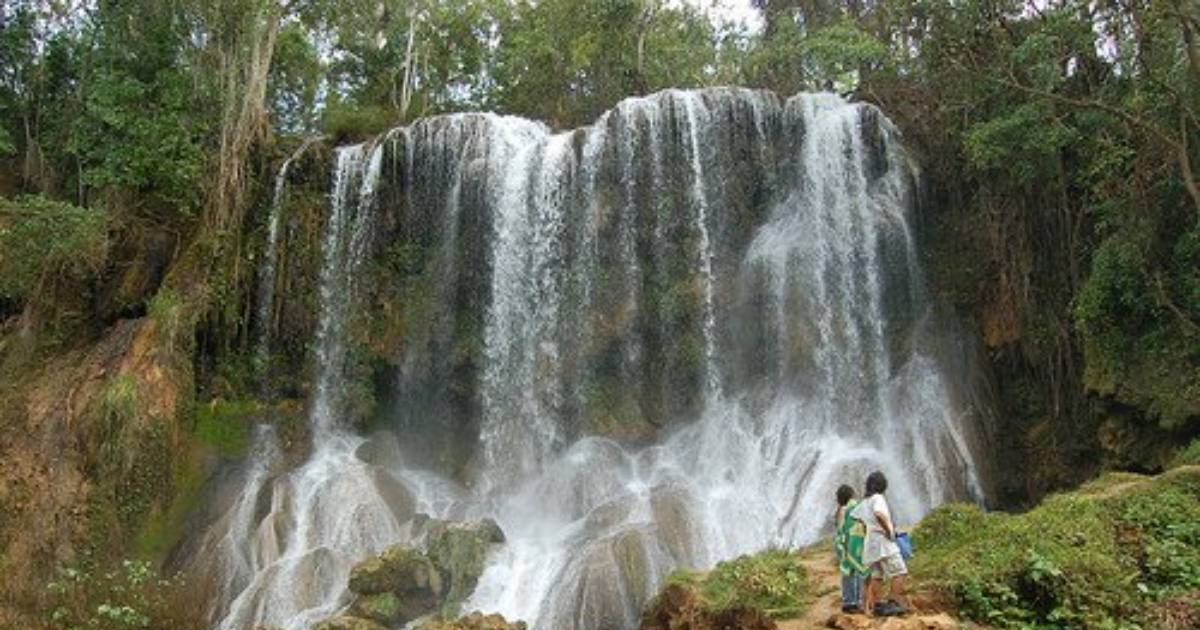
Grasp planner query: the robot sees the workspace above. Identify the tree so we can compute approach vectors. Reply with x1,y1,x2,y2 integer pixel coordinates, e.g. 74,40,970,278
493,0,716,127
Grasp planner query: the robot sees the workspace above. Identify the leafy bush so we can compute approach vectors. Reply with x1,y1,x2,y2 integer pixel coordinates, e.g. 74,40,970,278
46,557,208,630
0,195,108,302
911,468,1200,629
668,549,808,618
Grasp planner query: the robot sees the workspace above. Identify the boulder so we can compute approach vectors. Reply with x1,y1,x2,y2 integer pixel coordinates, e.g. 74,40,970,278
423,518,505,612
348,544,442,597
342,517,507,624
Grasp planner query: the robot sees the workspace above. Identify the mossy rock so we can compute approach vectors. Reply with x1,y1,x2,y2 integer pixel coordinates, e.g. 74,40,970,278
350,592,405,626
424,518,505,613
348,544,442,597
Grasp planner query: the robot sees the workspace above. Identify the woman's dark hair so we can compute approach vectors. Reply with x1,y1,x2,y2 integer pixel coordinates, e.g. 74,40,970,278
836,484,855,506
865,471,888,495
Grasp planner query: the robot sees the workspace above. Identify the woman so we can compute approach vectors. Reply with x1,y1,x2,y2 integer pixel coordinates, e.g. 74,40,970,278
833,484,867,613
850,471,908,616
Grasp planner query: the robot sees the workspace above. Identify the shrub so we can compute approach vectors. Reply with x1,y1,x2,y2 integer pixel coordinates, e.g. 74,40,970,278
0,195,108,303
320,102,396,141
911,468,1200,629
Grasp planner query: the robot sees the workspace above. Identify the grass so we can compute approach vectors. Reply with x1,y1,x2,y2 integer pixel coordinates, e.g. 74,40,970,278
667,548,810,619
909,467,1200,629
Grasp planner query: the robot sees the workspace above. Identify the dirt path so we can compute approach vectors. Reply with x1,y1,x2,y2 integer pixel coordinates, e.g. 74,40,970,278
778,546,843,630
778,546,959,630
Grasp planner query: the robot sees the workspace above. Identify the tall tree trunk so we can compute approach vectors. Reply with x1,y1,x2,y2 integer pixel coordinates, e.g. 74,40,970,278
400,3,419,122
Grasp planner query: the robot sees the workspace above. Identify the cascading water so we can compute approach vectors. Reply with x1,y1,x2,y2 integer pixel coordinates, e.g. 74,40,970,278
198,89,995,630
255,138,321,378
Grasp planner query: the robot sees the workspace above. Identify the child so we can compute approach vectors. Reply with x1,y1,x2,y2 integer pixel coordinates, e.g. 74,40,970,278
833,484,867,613
850,471,909,616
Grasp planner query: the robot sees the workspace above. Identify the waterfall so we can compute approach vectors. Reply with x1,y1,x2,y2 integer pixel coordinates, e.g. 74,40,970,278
255,138,320,383
203,89,994,630
202,139,423,630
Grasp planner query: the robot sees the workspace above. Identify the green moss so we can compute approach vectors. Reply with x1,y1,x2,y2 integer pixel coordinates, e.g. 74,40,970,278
667,548,809,619
130,444,206,562
193,399,259,456
911,467,1200,629
148,288,188,353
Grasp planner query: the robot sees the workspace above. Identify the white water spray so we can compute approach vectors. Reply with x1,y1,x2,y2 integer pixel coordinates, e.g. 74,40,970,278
203,90,993,630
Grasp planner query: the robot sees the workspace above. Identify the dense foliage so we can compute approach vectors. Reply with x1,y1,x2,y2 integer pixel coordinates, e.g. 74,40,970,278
855,1,1200,491
0,195,107,303
911,467,1200,629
